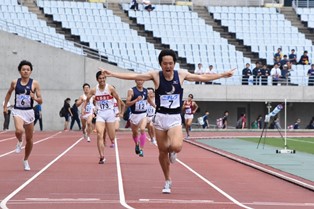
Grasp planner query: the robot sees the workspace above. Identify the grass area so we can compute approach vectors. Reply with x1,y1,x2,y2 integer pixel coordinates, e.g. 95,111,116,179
240,137,314,155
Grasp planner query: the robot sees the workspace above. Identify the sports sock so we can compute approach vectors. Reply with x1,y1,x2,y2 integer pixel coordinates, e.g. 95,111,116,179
133,136,139,145
139,132,146,148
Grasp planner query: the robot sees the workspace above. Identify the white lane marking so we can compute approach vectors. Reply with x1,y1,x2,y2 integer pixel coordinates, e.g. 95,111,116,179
25,198,100,201
149,137,252,208
139,199,214,203
0,137,16,143
0,131,9,135
0,137,83,209
287,138,314,144
114,138,134,209
252,201,314,206
177,159,253,209
0,132,62,158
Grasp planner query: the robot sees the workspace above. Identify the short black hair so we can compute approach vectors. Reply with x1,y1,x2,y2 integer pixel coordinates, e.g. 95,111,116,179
147,87,155,93
96,70,104,79
158,49,177,65
18,60,33,71
82,83,90,88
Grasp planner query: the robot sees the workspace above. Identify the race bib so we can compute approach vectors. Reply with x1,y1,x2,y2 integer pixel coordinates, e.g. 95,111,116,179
98,101,109,110
147,106,155,115
85,103,92,113
135,100,147,112
16,94,31,108
160,94,180,109
185,108,192,114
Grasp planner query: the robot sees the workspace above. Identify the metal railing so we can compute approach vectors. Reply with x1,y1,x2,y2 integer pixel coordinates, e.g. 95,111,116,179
294,0,314,8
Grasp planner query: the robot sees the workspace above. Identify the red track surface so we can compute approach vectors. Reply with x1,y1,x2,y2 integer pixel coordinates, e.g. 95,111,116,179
0,130,313,209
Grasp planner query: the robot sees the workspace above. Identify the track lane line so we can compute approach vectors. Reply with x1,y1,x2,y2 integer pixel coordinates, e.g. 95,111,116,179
0,137,16,143
147,137,252,208
177,159,253,209
0,136,83,209
114,138,134,209
0,132,62,158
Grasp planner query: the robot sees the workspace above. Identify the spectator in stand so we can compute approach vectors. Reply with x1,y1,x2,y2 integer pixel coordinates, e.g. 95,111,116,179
298,50,310,65
260,64,270,86
280,55,289,69
288,49,297,65
242,63,252,85
274,48,283,63
194,63,204,84
271,63,281,86
281,64,291,85
252,61,262,85
142,0,155,11
204,65,215,84
130,0,139,11
307,64,314,86
274,56,281,68
286,61,293,70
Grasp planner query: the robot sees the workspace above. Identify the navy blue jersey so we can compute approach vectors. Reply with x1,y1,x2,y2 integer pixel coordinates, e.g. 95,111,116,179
14,78,34,110
155,71,183,114
130,86,148,114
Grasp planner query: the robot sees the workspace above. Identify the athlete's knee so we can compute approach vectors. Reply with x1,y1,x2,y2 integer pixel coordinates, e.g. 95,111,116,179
15,128,23,136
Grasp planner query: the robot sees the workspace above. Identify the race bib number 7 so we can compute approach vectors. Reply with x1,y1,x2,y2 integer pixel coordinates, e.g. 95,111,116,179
160,94,180,109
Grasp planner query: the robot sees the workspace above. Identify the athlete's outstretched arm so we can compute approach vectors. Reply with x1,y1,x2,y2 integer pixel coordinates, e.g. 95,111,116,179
184,68,236,82
99,67,154,81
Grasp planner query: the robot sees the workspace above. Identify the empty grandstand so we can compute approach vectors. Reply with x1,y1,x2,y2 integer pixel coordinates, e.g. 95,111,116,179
1,0,314,130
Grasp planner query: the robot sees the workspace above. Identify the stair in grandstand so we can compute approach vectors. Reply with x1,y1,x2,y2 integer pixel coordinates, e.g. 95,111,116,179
109,2,194,72
280,7,314,44
23,0,109,63
193,5,264,65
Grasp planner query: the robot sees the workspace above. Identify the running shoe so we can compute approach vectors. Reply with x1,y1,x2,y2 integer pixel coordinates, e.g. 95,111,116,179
162,180,172,194
110,143,115,148
15,141,22,153
169,152,177,164
83,133,87,140
151,138,157,146
135,144,140,154
23,160,30,171
87,137,91,142
139,150,144,157
98,157,106,164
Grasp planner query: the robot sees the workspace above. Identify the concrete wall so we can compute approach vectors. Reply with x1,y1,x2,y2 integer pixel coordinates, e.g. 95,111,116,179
1,30,314,130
